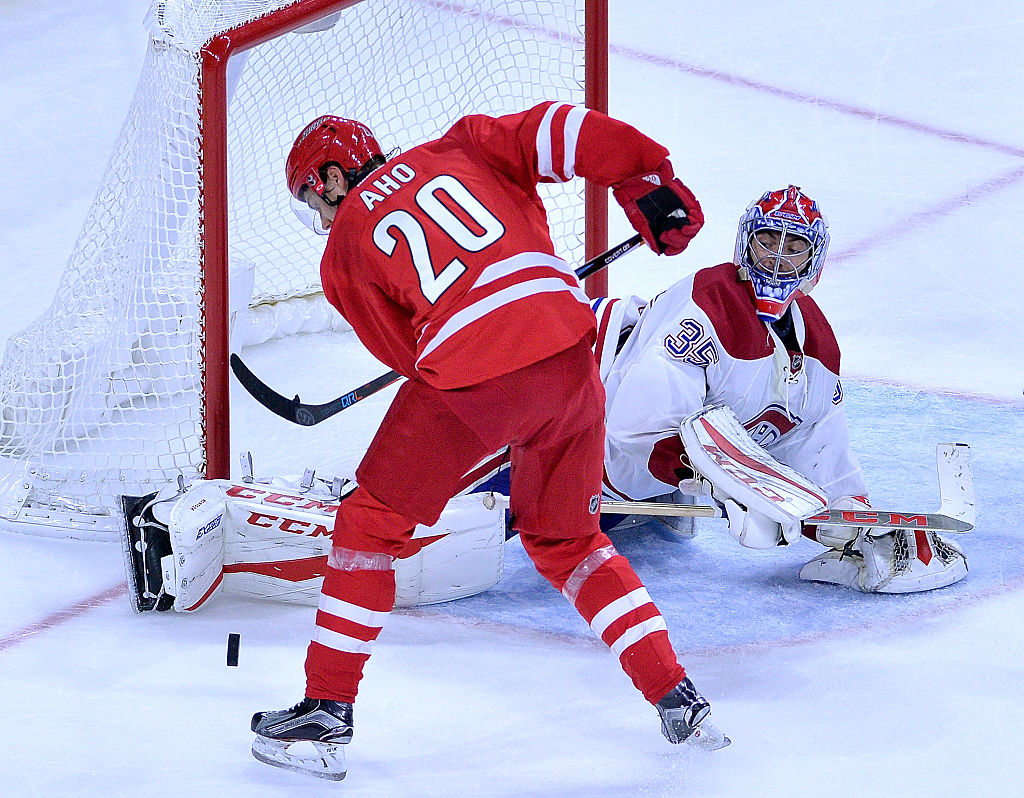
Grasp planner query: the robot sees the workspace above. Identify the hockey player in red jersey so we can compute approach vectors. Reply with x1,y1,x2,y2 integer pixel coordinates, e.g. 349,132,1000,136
248,103,726,780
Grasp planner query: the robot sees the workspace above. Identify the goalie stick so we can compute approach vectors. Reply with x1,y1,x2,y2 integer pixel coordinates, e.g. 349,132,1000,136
231,234,644,426
601,443,975,533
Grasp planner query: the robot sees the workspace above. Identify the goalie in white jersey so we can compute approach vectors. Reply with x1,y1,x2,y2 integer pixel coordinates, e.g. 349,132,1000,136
121,186,966,625
595,184,966,593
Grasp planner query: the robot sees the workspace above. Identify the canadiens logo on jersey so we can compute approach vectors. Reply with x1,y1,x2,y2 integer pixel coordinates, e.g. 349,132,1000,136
744,404,801,446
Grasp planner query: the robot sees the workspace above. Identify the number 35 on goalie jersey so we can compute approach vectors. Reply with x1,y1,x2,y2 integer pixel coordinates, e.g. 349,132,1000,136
663,318,719,368
319,101,675,390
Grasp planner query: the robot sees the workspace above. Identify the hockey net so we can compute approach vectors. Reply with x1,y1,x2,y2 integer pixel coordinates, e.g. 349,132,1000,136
0,0,597,538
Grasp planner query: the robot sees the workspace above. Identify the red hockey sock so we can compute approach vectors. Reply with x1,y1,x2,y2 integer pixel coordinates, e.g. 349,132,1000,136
571,552,686,703
521,532,686,704
304,549,396,702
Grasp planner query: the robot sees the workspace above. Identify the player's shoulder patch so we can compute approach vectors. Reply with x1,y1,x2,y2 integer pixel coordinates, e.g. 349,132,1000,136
691,263,772,361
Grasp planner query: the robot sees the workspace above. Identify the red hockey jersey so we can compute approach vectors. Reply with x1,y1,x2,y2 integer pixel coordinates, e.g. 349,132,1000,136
319,101,670,389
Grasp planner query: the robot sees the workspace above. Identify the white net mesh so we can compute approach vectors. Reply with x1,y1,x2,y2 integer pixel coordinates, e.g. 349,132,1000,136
0,0,588,537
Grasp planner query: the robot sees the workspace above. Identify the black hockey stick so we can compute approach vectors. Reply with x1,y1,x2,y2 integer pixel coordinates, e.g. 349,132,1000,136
231,233,645,426
230,354,404,426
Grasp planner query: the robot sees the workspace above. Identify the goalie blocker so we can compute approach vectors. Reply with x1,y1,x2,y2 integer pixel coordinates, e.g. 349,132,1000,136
121,471,507,614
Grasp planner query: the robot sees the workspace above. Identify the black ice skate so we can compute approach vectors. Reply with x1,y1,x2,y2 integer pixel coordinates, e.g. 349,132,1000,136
656,677,731,750
119,492,174,612
251,698,354,780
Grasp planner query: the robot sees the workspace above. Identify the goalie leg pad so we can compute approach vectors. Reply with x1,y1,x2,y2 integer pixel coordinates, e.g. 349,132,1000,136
163,481,228,611
120,479,228,613
216,485,505,609
394,493,506,607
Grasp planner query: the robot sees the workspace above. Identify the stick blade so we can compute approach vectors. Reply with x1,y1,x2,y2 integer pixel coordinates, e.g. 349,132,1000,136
936,443,975,527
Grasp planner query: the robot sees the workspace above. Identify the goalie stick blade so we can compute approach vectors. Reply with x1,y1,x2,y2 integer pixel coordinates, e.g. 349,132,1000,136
936,443,976,527
806,443,976,534
602,499,973,533
805,508,973,534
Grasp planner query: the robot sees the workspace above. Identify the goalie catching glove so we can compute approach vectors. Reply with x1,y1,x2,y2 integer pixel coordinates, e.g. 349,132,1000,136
613,158,704,255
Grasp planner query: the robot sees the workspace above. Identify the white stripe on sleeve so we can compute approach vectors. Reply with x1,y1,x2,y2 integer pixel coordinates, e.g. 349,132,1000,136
536,102,571,181
561,105,588,180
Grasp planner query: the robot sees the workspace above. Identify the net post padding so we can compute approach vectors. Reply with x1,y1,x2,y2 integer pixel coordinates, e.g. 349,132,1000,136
584,0,608,296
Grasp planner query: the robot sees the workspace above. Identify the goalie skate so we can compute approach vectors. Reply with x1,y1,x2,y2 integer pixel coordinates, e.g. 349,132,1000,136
251,698,353,781
119,492,174,612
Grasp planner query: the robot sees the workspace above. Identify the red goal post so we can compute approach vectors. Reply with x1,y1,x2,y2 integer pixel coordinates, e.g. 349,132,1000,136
0,0,608,538
202,0,609,481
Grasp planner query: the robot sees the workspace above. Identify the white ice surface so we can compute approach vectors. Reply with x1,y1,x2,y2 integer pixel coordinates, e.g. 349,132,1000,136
1,2,1023,796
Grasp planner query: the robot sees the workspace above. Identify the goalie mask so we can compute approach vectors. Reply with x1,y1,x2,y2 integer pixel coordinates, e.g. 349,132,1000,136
734,185,830,323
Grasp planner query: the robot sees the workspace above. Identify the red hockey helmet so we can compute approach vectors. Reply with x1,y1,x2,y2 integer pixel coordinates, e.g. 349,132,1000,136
285,115,383,199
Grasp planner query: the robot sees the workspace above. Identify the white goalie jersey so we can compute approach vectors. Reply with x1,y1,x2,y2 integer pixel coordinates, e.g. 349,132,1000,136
594,262,867,504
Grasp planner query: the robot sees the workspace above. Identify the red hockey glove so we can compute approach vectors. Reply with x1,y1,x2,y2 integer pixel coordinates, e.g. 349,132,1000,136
612,159,703,255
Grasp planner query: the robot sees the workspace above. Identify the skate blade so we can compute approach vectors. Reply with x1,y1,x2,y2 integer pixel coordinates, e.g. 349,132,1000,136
251,735,347,780
686,721,731,751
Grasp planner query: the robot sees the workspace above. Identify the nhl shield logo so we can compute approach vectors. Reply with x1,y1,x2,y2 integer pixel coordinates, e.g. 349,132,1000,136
589,494,601,514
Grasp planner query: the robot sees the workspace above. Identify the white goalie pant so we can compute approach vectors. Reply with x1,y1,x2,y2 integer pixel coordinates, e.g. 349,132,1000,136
149,475,507,612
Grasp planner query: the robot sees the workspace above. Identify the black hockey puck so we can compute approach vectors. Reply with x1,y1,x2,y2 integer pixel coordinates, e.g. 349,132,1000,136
227,633,240,666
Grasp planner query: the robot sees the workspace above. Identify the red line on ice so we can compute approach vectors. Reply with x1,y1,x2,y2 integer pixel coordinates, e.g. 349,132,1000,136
606,43,1024,158
422,0,1024,157
0,582,127,653
831,163,1024,264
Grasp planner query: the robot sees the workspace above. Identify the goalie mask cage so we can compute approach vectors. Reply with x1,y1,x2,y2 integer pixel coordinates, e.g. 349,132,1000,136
0,0,608,539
